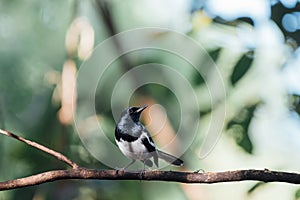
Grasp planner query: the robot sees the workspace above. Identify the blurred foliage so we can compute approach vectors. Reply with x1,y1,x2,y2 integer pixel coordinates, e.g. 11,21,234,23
226,103,259,154
230,54,253,86
295,188,300,200
247,182,266,195
0,0,300,200
290,94,300,116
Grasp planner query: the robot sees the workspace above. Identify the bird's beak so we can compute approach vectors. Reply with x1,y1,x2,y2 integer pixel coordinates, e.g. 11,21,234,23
136,105,148,113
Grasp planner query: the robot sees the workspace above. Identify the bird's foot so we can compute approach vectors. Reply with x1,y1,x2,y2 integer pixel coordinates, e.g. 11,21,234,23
139,169,146,180
193,168,205,173
115,167,127,175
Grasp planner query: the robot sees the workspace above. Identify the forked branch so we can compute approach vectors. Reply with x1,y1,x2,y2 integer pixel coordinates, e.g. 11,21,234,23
1,128,300,191
0,129,79,169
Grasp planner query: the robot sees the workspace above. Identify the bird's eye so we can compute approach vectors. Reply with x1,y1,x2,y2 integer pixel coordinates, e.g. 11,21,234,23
129,109,134,114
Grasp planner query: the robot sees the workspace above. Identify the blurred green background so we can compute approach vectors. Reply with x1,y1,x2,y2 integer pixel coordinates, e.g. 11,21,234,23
1,0,300,199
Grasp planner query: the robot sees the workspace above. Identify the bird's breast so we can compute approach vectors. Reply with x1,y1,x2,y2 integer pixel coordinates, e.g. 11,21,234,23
116,135,152,160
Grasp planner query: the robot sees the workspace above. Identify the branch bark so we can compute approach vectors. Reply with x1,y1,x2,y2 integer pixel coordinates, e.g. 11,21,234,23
1,168,300,191
1,128,300,191
0,129,79,169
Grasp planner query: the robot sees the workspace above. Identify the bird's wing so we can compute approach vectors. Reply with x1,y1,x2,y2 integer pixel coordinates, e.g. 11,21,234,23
141,129,159,167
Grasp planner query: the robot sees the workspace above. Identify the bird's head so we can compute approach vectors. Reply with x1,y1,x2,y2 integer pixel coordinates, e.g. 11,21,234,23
125,105,148,123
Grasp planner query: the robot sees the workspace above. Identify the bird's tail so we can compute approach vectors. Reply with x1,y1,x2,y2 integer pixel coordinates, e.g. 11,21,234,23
157,150,183,166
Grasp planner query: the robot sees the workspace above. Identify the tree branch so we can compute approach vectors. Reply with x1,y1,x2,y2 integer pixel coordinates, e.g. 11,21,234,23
94,0,132,72
1,128,300,191
1,168,300,191
0,128,79,169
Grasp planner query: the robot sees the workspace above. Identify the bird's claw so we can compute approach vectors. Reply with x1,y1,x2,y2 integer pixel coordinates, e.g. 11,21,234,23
139,169,146,180
115,167,126,175
194,169,205,173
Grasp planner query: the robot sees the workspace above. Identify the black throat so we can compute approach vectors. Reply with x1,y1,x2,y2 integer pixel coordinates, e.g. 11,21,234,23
115,126,138,142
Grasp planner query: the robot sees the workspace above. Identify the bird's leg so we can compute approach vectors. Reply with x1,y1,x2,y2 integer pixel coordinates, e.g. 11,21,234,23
123,159,136,170
116,159,136,175
116,159,136,174
138,160,147,180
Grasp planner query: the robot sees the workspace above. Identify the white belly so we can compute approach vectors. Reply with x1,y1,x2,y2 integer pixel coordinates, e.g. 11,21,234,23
116,138,152,160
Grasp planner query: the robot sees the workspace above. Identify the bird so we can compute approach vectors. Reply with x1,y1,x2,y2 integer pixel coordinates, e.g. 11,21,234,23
115,105,183,170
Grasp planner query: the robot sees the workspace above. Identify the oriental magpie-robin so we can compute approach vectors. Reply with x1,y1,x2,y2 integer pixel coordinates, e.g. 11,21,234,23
115,105,183,170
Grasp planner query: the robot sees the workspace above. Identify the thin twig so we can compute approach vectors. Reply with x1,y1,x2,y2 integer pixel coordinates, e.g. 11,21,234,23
0,129,79,169
94,0,132,72
1,168,300,191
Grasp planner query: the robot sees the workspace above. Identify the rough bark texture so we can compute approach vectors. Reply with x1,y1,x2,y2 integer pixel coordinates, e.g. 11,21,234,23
2,168,300,191
2,128,300,191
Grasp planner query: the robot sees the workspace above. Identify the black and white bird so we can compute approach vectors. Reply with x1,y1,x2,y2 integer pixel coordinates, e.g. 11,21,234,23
115,105,183,170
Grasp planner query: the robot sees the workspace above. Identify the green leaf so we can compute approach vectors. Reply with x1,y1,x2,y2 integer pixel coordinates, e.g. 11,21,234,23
231,53,253,85
294,188,300,200
247,182,266,194
227,103,259,154
290,94,300,116
209,48,221,61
